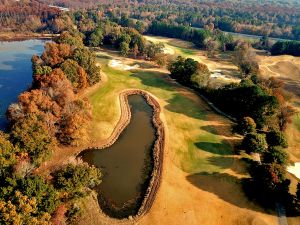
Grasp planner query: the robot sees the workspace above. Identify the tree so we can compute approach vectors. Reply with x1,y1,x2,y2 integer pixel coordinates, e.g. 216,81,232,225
145,42,164,60
41,42,72,67
262,146,288,166
10,114,56,164
168,56,210,88
241,132,267,154
277,105,295,131
0,191,52,225
57,31,84,48
234,42,259,76
191,62,211,88
119,42,130,56
19,176,59,214
73,48,101,85
205,38,219,57
233,117,256,135
58,99,91,146
266,130,288,148
88,28,103,47
0,131,17,174
53,164,101,198
60,59,88,90
153,53,169,67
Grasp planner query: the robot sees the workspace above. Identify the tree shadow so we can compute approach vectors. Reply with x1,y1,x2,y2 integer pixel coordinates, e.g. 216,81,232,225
195,141,233,155
207,156,234,169
186,172,275,214
200,125,233,138
130,71,174,91
165,93,207,120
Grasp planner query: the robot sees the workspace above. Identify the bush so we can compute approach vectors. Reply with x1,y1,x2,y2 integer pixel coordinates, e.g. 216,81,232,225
266,130,288,148
53,164,101,197
168,56,210,88
233,117,256,135
241,132,267,154
262,146,288,166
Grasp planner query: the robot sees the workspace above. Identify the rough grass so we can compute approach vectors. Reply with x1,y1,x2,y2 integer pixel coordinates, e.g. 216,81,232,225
89,52,234,173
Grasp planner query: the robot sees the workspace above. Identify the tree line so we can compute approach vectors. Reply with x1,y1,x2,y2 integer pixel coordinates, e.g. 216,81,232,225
0,29,103,224
167,43,300,215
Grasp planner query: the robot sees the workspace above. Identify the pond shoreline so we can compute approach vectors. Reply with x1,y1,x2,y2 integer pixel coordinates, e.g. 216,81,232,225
0,33,57,42
78,89,165,221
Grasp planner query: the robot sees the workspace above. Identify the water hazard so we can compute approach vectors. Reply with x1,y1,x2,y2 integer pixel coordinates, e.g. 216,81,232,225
80,95,157,218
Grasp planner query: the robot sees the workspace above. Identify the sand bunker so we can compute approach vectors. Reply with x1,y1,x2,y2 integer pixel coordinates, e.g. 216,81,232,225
211,70,240,83
287,163,300,179
109,59,140,71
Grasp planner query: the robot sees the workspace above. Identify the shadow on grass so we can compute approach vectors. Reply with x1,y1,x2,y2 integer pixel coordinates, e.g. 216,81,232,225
131,71,174,91
195,140,233,155
207,156,234,170
186,172,273,213
200,125,233,138
165,93,207,120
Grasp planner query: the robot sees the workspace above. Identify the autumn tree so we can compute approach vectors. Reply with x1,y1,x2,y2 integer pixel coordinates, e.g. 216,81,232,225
60,59,88,90
41,42,72,67
10,114,56,164
234,42,259,76
73,48,101,85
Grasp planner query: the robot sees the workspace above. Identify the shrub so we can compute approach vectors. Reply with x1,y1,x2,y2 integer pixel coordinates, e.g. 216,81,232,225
266,130,288,148
262,146,288,166
53,164,101,197
241,132,267,154
233,117,256,135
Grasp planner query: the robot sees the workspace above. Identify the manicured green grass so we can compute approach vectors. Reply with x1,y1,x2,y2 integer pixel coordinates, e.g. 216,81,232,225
88,53,234,174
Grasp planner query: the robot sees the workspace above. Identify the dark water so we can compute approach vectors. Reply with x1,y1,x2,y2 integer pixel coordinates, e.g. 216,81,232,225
80,95,156,217
0,40,45,130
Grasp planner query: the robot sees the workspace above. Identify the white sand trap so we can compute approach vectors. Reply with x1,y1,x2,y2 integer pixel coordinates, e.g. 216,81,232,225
211,70,240,83
109,59,140,71
164,46,175,55
287,163,300,179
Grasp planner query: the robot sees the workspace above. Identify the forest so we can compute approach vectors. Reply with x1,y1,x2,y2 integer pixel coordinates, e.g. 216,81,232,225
38,0,300,40
1,0,300,40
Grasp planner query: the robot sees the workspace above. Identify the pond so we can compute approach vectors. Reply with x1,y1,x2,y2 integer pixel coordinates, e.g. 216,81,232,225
80,95,157,218
0,40,45,130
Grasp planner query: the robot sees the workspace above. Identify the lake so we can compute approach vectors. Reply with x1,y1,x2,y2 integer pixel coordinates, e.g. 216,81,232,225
80,95,156,218
0,40,45,130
